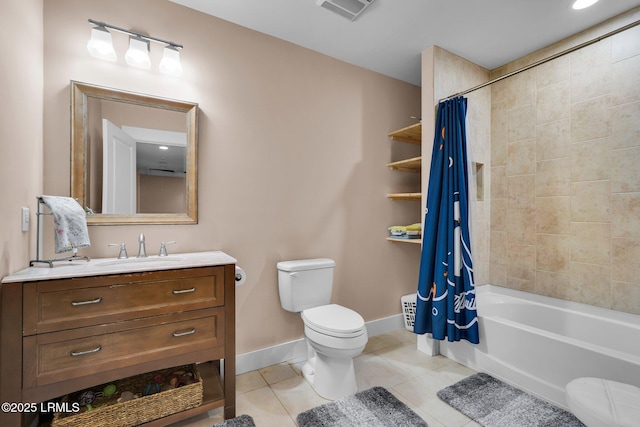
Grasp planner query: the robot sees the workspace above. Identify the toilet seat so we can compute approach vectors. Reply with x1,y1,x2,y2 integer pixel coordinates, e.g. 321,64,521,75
302,304,365,338
566,377,640,427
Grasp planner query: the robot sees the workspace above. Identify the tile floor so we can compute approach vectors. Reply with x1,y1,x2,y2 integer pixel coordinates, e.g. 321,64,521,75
174,329,481,427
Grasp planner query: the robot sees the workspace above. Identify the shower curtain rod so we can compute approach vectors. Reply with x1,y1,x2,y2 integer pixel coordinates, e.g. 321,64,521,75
440,18,640,103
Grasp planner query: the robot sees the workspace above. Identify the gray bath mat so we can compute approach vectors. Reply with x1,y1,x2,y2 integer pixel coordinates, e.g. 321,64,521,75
212,414,255,427
437,373,585,427
297,386,427,426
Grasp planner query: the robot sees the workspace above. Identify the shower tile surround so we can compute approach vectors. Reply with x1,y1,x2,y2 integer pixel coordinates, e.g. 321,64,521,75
424,8,640,316
487,10,640,314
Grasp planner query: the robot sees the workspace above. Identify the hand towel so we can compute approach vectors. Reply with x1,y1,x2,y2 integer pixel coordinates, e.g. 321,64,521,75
40,196,91,253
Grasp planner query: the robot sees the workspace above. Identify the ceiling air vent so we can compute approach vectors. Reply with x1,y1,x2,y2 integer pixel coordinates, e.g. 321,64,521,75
317,0,375,21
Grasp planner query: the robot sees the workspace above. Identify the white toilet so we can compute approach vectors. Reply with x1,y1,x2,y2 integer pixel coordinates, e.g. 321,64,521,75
277,258,368,400
566,377,640,427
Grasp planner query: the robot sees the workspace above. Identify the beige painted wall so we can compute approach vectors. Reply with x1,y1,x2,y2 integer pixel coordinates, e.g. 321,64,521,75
489,8,640,314
37,0,421,353
0,0,43,279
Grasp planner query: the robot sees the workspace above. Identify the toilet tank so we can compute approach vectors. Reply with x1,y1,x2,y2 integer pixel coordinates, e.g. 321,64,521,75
277,258,335,312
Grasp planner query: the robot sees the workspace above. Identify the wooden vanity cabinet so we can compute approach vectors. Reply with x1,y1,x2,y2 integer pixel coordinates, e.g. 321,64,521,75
0,261,236,427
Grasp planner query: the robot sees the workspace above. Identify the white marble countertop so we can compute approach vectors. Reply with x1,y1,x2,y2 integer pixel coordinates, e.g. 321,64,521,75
1,251,237,283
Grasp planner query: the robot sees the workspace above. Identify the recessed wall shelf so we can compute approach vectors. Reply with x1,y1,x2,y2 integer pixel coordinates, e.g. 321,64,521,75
386,121,422,245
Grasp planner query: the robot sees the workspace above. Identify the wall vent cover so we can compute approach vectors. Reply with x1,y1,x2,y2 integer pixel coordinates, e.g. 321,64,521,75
317,0,375,21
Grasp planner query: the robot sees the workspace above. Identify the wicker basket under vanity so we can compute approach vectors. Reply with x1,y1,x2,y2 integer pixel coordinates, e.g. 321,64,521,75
52,364,203,427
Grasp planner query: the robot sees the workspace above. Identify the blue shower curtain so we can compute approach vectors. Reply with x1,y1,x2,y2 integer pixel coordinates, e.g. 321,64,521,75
414,96,479,344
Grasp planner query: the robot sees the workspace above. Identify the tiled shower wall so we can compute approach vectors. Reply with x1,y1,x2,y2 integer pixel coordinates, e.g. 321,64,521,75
488,12,640,314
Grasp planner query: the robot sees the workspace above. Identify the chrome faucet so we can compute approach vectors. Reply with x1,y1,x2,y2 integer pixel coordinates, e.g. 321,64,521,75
137,234,147,258
158,241,176,257
108,243,128,259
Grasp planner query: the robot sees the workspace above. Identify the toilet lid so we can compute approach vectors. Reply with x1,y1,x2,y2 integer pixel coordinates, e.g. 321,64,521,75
302,304,365,336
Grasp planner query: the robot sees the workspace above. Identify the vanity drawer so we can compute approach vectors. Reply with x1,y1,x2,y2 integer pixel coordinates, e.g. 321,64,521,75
23,307,224,389
23,267,224,335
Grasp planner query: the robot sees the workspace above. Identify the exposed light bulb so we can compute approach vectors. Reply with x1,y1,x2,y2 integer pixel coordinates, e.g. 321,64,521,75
125,36,151,69
87,26,116,61
159,45,183,77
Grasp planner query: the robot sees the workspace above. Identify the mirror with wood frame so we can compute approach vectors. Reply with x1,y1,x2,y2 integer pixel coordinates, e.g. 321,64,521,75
71,81,198,225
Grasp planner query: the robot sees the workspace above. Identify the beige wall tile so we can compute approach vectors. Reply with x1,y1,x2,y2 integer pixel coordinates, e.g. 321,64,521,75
537,80,571,124
536,119,571,160
535,270,570,300
507,139,536,176
490,197,507,231
506,244,536,291
489,262,507,286
536,196,571,234
490,231,507,264
536,55,570,88
473,226,490,263
508,104,536,143
569,262,612,308
571,137,611,182
612,24,640,62
570,39,612,104
507,209,536,245
611,146,640,192
612,192,640,238
612,237,640,284
487,12,640,315
474,261,490,285
537,233,571,274
504,70,536,109
571,96,612,143
611,101,640,150
612,281,640,314
491,166,507,199
571,223,611,265
536,158,570,196
508,174,536,210
570,180,611,222
491,79,510,108
611,55,640,106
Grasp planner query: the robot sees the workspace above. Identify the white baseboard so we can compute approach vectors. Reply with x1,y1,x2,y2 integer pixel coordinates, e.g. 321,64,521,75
236,313,404,375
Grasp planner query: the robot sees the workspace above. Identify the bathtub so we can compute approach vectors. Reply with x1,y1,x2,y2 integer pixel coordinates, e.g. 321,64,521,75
439,284,640,409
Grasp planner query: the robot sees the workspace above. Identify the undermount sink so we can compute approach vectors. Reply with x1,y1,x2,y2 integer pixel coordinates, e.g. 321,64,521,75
95,256,183,267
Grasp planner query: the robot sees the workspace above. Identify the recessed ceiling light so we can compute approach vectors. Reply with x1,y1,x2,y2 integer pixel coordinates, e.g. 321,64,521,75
572,0,599,10
159,145,169,150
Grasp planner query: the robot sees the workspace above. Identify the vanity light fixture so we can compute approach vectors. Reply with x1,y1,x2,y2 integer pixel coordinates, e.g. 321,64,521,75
572,0,599,9
87,25,117,61
159,46,183,77
87,19,183,76
125,36,151,69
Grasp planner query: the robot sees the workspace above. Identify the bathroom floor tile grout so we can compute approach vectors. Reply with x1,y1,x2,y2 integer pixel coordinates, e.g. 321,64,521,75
171,329,479,427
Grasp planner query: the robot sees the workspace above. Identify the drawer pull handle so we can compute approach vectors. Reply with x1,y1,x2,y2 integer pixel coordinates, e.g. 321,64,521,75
71,297,103,306
172,328,196,337
70,345,102,357
172,287,196,295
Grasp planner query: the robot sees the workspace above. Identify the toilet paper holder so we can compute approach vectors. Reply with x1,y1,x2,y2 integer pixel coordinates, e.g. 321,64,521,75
235,266,246,286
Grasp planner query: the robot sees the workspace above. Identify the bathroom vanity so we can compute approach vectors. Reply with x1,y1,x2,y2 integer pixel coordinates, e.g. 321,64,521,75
0,251,236,427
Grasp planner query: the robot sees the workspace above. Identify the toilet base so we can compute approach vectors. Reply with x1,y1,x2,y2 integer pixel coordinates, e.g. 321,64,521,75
302,354,358,400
